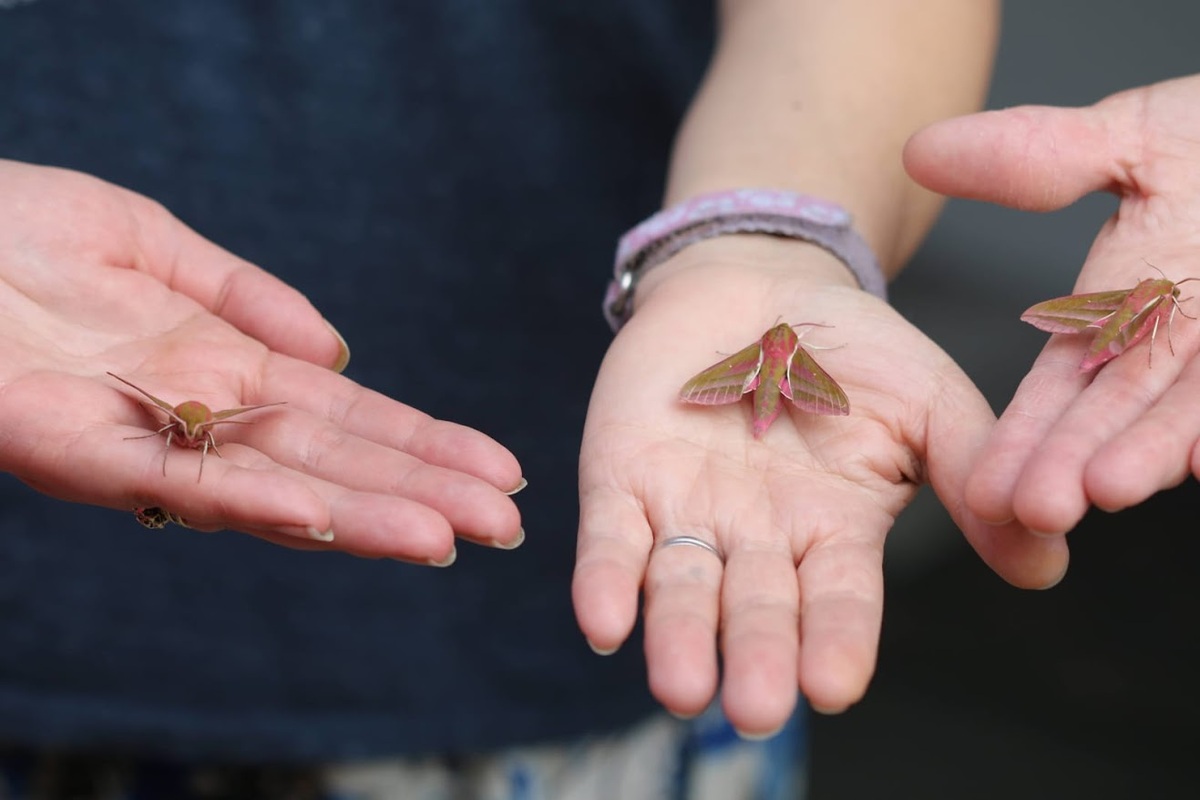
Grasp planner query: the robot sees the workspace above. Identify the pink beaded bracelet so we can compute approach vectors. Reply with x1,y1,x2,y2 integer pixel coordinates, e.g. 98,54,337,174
603,188,887,331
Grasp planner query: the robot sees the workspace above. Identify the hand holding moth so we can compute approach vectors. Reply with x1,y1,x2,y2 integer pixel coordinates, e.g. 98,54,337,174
905,74,1200,538
0,160,523,561
572,237,1064,738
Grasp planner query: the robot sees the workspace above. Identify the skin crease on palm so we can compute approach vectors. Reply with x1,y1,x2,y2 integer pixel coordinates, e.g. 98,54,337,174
904,75,1200,540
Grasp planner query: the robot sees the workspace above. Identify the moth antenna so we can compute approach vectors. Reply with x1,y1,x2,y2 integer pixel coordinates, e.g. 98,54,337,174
140,402,186,428
1142,258,1168,280
788,321,842,351
107,372,176,413
788,321,835,333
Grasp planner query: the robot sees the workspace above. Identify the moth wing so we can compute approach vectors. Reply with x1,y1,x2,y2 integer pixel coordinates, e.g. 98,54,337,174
1079,295,1168,371
785,345,849,416
679,342,764,405
1020,290,1129,333
209,401,287,423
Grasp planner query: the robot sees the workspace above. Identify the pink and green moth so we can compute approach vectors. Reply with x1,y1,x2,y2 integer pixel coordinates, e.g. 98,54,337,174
679,322,849,438
108,372,286,481
1021,270,1198,371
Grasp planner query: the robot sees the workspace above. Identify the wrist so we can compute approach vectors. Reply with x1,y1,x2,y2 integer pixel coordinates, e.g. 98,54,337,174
604,188,886,332
631,234,864,323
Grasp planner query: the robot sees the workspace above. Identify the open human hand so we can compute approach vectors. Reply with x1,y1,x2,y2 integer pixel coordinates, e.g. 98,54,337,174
0,160,523,561
905,74,1200,537
571,236,1067,737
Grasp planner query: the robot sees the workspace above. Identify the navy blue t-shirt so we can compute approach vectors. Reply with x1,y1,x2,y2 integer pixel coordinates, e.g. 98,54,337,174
0,0,713,761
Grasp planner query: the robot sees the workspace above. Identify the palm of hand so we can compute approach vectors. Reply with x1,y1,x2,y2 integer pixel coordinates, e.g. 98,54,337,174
573,277,1065,736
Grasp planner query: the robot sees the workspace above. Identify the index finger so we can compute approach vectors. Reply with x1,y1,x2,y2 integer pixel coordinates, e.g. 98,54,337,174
964,342,1091,526
260,356,525,493
572,486,652,655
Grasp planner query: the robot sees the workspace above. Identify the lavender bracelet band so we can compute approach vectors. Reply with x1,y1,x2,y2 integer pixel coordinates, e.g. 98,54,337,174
603,188,887,332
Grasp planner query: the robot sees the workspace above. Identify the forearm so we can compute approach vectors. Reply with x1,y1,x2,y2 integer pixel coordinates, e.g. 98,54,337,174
665,0,1000,274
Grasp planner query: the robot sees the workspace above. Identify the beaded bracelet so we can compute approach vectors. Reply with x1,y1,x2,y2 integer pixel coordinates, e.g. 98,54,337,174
603,188,887,332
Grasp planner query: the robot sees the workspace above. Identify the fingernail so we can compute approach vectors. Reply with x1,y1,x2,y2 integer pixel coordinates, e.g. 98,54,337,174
276,525,335,542
505,477,528,496
735,725,784,742
587,639,619,656
1035,561,1070,590
325,320,351,373
1028,528,1067,539
428,546,457,568
667,708,700,721
491,528,525,550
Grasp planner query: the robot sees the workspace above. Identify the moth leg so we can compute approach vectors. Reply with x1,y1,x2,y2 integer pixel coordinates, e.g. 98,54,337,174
123,421,175,442
198,437,209,483
1173,294,1197,319
198,432,224,483
207,433,224,461
161,429,175,477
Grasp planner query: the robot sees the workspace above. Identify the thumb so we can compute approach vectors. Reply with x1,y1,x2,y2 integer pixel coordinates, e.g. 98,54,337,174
903,104,1127,212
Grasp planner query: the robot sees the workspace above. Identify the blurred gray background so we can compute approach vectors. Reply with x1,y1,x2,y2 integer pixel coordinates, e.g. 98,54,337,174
811,3,1200,797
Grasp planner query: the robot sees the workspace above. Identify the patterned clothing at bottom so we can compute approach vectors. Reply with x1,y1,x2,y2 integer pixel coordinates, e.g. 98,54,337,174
0,706,806,800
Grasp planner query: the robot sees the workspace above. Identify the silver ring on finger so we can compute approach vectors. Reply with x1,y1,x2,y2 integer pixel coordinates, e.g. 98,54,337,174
656,535,723,563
